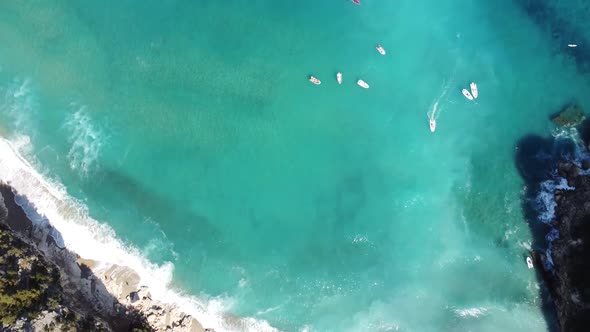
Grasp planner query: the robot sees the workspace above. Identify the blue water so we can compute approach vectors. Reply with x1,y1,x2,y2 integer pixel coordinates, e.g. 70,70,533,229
1,0,590,330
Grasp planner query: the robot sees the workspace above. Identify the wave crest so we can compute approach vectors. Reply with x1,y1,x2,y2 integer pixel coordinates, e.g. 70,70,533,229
0,135,277,332
64,107,104,176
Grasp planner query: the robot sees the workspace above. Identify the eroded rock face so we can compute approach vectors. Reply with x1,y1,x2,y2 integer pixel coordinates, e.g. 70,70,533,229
0,183,206,332
551,104,586,127
0,212,111,331
96,265,205,332
550,161,590,331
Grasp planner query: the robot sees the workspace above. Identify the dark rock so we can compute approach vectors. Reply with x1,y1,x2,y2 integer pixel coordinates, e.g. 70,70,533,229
582,160,590,171
0,184,33,235
129,291,140,303
548,162,590,331
558,161,580,180
551,103,586,127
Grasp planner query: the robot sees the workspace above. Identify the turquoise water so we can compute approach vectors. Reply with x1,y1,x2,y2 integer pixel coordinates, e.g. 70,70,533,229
1,0,590,330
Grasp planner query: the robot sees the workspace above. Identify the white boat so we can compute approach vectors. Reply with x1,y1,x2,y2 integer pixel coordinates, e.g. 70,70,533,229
357,80,369,89
462,88,473,100
526,257,534,269
376,45,386,55
568,44,578,48
337,72,342,84
309,76,321,85
429,119,436,132
470,82,478,99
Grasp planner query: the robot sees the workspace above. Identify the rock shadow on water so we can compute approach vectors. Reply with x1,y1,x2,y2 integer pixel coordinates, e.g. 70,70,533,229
514,133,577,332
514,0,590,73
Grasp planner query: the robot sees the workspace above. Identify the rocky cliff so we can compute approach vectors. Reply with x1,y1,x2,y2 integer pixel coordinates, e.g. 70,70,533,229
549,159,590,331
515,105,590,332
0,182,206,332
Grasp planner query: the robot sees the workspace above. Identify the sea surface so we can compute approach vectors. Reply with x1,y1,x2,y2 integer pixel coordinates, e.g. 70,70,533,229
1,0,589,331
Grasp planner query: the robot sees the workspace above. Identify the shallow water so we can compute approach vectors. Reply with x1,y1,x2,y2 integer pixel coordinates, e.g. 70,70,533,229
1,0,590,330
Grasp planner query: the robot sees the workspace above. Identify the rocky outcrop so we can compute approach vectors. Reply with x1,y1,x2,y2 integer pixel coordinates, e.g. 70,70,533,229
0,201,114,331
96,264,204,332
0,182,206,332
550,161,590,332
515,112,590,331
551,104,586,128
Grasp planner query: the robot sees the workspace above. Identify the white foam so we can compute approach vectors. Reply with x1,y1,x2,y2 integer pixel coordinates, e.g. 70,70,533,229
454,307,488,318
0,136,277,332
1,78,36,133
536,177,573,224
256,305,282,316
352,234,369,244
64,106,104,176
534,169,576,269
544,228,560,268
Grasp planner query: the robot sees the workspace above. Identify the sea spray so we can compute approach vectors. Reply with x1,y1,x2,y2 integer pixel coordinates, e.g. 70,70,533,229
0,135,277,332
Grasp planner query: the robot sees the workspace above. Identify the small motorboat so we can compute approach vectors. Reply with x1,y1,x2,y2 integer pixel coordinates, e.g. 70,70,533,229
526,257,534,269
309,76,321,85
337,72,342,84
430,119,436,132
568,44,578,48
376,45,386,55
357,79,369,89
470,82,478,99
462,88,473,100
352,0,360,5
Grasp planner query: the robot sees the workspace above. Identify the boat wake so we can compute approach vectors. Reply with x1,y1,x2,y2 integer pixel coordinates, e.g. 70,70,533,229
427,77,454,126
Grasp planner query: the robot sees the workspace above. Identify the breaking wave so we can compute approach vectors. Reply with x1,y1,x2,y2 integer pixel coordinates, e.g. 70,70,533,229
0,135,277,332
453,307,488,318
533,128,588,270
64,106,104,176
1,78,37,135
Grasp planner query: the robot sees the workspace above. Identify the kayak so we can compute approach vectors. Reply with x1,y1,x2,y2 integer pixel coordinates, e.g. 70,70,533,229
462,88,473,100
376,45,386,55
357,80,369,89
352,0,360,4
337,72,342,84
470,82,478,99
309,76,321,85
430,119,436,133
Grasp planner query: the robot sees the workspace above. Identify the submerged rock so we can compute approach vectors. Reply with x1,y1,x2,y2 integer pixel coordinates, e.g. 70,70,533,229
551,103,586,127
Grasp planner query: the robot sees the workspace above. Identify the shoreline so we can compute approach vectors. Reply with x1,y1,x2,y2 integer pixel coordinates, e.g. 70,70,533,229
545,155,590,330
0,181,205,331
515,108,590,331
0,136,277,332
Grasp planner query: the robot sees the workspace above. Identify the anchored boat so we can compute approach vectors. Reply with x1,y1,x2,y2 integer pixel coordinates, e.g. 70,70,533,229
462,88,473,100
470,82,478,99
